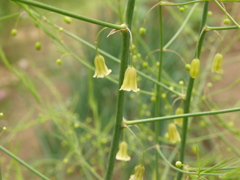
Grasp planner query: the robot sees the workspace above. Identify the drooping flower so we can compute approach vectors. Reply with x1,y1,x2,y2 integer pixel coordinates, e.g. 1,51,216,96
116,141,131,161
174,107,183,127
129,164,145,180
93,55,112,78
120,66,139,92
211,53,223,73
190,59,200,78
165,123,181,144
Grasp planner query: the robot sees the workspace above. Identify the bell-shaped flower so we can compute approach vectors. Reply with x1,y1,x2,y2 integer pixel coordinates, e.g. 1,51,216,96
93,55,112,78
211,53,223,73
116,141,131,161
174,107,183,127
165,123,181,144
120,66,139,92
129,164,145,180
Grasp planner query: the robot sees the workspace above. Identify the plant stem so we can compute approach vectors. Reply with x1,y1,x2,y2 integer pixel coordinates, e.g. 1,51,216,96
11,0,124,29
125,106,240,125
176,2,209,180
0,146,50,180
161,0,205,6
206,25,240,30
154,1,164,179
160,0,240,6
0,12,19,21
104,0,135,179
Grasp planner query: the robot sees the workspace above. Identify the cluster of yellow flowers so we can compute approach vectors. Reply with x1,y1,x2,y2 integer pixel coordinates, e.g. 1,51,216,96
93,55,139,92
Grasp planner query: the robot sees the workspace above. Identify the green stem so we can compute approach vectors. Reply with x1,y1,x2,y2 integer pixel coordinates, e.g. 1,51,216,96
160,0,240,6
95,27,108,55
206,25,240,30
117,0,124,23
161,0,205,6
154,2,164,179
11,0,124,29
0,12,19,21
0,146,50,180
176,2,209,180
104,0,135,179
125,107,240,125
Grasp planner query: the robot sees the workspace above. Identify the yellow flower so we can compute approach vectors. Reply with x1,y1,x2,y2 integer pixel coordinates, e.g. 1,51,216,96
211,53,223,73
174,107,183,127
93,55,112,78
190,59,200,78
120,66,139,92
165,123,181,144
116,141,131,161
129,165,145,180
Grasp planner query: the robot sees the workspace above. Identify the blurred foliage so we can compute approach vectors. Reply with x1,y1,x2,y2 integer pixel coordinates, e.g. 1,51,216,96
0,0,240,180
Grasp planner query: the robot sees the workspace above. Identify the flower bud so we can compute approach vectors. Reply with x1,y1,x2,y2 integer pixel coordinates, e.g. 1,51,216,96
161,93,167,99
56,59,62,66
207,82,213,88
11,29,17,36
179,81,184,85
208,11,213,16
64,16,72,24
116,141,131,161
190,59,200,78
139,27,146,36
35,42,42,50
175,161,183,168
211,53,223,73
179,7,185,13
223,19,230,25
59,27,64,32
191,144,198,154
151,96,156,102
185,64,191,71
142,62,148,69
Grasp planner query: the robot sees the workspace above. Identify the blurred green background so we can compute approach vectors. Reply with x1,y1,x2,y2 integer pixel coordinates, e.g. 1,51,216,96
1,0,240,179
